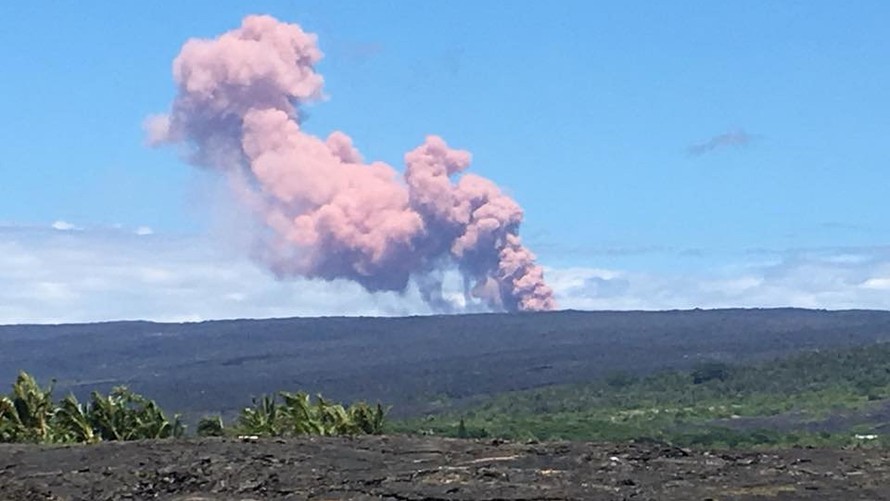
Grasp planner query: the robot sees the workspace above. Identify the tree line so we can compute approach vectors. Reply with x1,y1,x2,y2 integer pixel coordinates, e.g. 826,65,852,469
393,341,890,448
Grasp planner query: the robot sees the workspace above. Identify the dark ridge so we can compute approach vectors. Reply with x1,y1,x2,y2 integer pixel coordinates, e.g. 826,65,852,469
2,308,890,419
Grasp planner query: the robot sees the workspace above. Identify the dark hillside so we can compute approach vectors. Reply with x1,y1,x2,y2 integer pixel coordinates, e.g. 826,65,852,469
2,309,890,419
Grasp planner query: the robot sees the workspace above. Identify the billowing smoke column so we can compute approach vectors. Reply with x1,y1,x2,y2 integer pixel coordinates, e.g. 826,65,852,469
148,15,555,312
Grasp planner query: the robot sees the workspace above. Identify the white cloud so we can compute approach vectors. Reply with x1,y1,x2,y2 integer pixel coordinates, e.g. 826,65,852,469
135,226,154,236
861,278,890,290
551,248,890,311
51,220,80,231
0,226,435,324
2,225,890,324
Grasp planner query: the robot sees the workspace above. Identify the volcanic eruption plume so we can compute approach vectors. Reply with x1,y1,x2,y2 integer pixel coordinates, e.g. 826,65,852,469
147,15,555,312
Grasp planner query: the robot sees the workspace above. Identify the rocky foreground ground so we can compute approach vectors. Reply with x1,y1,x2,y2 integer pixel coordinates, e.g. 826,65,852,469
1,436,889,500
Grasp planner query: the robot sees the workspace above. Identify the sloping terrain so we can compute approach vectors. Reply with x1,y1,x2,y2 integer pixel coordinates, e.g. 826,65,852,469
2,436,889,500
3,309,890,419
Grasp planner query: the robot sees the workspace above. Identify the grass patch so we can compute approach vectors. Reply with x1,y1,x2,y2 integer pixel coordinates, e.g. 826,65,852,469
391,343,890,448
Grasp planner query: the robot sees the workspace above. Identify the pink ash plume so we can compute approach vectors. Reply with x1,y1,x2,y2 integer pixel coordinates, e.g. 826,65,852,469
149,15,555,312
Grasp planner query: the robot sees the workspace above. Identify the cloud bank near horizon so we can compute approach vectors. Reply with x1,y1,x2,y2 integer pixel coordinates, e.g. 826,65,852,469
3,225,890,325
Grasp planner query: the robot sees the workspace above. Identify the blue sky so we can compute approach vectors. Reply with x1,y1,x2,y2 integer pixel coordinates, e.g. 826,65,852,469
1,2,889,322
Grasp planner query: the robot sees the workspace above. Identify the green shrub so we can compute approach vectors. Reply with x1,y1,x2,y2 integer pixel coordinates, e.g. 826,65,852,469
1,372,386,444
196,416,226,437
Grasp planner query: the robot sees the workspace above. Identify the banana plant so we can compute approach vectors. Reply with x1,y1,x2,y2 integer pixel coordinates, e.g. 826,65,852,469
196,415,226,437
86,386,183,441
238,395,284,436
1,372,58,443
55,394,97,443
88,388,132,440
313,394,352,436
348,402,388,435
279,391,324,435
0,395,19,442
132,398,184,439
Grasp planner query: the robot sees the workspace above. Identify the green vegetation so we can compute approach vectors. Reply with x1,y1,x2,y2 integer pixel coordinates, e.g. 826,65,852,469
392,343,890,448
0,371,387,444
228,391,387,437
0,372,184,444
6,341,890,450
